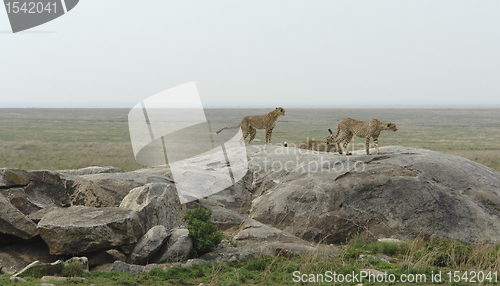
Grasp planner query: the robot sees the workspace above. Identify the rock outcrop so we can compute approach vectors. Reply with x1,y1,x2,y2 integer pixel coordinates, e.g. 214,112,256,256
247,146,500,244
119,183,183,233
1,145,500,272
37,206,143,255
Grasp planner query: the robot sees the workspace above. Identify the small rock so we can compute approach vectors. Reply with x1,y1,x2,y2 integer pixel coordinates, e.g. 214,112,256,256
9,276,26,282
41,276,67,282
376,253,391,264
143,263,171,272
183,259,207,268
111,261,144,274
0,266,15,274
377,238,401,243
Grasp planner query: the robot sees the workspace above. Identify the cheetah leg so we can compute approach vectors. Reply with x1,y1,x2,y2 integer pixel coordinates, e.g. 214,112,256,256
333,138,343,154
334,133,350,155
373,136,380,155
265,128,274,144
343,134,353,155
336,142,342,154
365,137,371,155
248,128,257,145
240,131,249,145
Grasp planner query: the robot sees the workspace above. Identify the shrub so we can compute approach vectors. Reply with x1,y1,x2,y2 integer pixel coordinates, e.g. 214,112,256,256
61,261,84,277
184,207,224,256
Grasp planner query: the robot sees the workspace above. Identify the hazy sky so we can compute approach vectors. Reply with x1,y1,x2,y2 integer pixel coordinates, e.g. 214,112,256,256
1,0,499,108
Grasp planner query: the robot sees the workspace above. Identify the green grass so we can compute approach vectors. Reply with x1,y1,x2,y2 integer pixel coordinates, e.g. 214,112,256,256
3,236,500,285
1,108,499,171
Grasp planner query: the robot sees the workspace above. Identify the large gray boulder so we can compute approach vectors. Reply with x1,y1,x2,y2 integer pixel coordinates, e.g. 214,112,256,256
0,169,29,188
248,145,500,244
127,225,169,265
37,206,143,255
119,183,183,232
17,171,70,214
157,228,193,262
0,170,71,218
0,194,38,241
65,180,116,207
58,167,173,204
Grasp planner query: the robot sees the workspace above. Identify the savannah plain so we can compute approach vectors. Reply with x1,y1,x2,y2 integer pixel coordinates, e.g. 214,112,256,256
0,108,499,172
1,108,500,285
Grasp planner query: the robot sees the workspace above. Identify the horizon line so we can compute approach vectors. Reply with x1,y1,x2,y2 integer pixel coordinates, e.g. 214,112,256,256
1,105,500,109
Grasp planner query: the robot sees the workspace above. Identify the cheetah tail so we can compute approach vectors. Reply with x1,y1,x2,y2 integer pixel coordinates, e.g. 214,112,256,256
215,125,240,134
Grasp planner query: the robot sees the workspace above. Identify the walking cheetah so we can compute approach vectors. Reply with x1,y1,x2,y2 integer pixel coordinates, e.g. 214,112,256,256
333,118,397,155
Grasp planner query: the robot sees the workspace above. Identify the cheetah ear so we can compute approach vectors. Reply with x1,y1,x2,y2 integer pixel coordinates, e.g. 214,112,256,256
328,128,333,134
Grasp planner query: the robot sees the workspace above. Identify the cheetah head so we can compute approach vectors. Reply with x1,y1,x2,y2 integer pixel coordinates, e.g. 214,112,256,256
326,129,335,145
386,123,398,132
275,107,285,116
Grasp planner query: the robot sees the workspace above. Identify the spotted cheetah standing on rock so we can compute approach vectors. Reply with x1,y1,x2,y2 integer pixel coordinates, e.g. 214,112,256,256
216,107,285,145
333,118,398,155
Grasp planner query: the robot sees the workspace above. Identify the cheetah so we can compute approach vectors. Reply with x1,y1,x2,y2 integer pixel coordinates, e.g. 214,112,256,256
216,107,285,145
299,129,337,152
333,118,397,155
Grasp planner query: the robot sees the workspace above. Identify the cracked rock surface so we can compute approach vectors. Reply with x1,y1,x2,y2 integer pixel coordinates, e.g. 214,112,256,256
247,146,500,244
